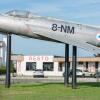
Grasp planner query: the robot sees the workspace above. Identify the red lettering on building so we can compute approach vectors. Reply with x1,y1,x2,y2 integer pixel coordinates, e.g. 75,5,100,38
37,56,40,61
29,56,32,61
33,57,36,61
45,56,49,61
28,56,50,62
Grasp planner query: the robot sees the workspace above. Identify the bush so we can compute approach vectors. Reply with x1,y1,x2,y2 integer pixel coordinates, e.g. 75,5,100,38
0,62,14,75
0,65,6,75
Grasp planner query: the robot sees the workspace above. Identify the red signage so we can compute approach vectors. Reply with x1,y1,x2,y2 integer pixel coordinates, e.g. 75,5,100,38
28,56,49,62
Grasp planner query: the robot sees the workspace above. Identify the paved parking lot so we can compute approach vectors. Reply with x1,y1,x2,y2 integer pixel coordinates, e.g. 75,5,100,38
0,75,100,84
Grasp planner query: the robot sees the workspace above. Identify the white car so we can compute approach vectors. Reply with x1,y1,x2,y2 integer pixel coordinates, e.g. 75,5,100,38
76,69,84,77
69,69,84,77
82,70,93,77
69,69,93,77
33,69,44,78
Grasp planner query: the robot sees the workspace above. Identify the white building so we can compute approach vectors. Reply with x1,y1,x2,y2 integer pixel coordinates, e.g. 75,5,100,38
11,55,100,77
17,55,59,76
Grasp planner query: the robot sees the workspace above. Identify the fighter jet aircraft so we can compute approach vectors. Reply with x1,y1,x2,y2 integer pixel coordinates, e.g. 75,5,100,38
0,10,100,54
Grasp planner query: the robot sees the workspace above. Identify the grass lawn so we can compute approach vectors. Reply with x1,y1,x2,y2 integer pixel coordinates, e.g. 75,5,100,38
0,82,100,100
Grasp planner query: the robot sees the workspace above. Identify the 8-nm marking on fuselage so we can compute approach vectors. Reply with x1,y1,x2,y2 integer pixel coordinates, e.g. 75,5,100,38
52,24,75,34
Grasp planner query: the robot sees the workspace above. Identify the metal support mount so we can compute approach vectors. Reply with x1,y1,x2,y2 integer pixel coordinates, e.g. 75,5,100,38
64,44,69,86
72,46,77,89
5,34,11,88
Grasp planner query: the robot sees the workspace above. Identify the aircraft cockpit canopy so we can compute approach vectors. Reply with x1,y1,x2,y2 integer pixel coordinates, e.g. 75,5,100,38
5,10,39,18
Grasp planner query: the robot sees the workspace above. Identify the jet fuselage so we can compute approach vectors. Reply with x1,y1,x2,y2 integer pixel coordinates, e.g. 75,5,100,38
0,10,100,54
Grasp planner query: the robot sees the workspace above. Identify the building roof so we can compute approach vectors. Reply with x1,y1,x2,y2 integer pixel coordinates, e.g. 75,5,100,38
11,55,24,61
54,57,100,62
11,55,100,62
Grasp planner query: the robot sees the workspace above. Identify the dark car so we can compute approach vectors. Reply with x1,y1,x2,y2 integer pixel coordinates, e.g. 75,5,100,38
94,72,100,78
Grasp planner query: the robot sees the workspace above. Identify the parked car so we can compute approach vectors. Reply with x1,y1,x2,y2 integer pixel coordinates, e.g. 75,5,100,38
63,69,84,77
82,70,93,77
94,72,100,78
63,69,93,77
33,69,44,78
70,69,84,77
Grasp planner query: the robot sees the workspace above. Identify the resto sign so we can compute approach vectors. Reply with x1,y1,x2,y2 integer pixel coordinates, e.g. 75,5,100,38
24,56,53,62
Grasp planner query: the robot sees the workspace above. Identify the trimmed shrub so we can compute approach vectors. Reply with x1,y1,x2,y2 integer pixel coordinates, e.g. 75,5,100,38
0,65,6,75
0,62,14,75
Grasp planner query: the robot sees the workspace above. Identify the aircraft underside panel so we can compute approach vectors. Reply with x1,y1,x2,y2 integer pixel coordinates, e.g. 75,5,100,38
31,29,100,54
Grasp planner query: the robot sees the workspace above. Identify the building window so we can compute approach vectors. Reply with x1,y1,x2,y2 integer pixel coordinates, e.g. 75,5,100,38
43,62,54,71
26,62,36,71
86,62,88,70
58,63,63,71
78,62,83,65
95,62,98,69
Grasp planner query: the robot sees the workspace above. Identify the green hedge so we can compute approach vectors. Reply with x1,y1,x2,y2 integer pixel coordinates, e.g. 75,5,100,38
0,66,6,75
0,63,14,75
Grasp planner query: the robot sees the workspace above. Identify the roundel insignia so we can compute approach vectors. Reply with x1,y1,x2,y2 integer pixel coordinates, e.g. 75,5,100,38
96,33,100,40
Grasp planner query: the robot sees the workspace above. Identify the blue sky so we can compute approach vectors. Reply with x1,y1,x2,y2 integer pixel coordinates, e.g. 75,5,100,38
0,0,100,57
